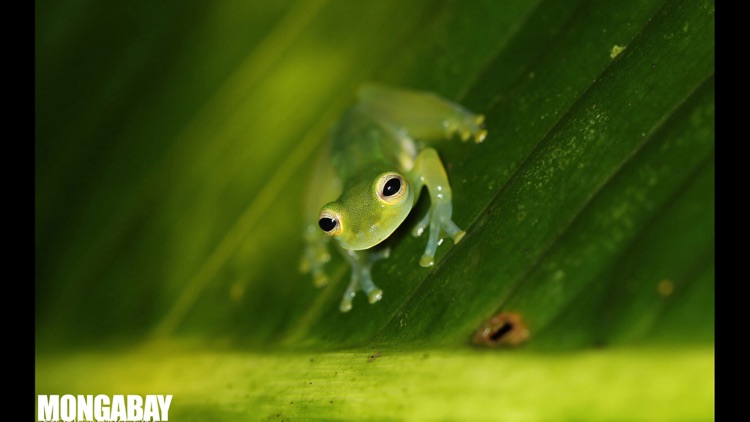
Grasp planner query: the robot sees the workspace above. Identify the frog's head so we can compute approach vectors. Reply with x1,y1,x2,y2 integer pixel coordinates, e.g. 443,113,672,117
318,170,414,250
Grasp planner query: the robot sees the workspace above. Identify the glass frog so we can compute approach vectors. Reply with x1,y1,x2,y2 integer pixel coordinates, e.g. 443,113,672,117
300,84,486,312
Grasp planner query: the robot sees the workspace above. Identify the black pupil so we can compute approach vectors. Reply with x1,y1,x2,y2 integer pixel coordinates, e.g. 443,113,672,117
382,177,401,197
319,217,337,232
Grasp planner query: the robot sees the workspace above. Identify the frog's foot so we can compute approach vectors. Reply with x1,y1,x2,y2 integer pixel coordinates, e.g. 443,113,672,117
300,256,332,287
445,110,487,143
412,203,465,268
300,257,331,288
339,248,390,312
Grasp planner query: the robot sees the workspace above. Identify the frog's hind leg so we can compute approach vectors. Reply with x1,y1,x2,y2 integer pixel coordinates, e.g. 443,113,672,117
337,247,390,312
357,84,487,144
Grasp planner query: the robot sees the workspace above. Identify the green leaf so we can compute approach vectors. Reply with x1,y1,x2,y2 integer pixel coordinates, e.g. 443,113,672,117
37,346,713,421
36,0,714,420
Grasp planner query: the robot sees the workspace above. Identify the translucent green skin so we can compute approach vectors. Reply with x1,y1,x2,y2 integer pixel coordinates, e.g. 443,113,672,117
301,85,486,312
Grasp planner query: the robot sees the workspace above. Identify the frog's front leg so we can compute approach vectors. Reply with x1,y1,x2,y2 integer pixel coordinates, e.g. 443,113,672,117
409,148,466,267
338,246,390,312
300,223,333,288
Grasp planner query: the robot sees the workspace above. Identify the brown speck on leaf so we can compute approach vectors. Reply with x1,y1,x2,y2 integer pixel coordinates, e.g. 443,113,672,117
367,351,382,362
473,312,530,347
657,279,675,297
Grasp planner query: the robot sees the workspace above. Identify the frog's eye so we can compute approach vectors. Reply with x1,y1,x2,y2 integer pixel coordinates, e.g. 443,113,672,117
376,173,407,204
318,210,342,237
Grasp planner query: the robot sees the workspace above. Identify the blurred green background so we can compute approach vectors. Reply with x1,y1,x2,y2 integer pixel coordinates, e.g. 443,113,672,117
36,0,714,420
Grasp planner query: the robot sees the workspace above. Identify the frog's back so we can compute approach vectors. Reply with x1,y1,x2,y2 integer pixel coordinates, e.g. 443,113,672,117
328,104,416,181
